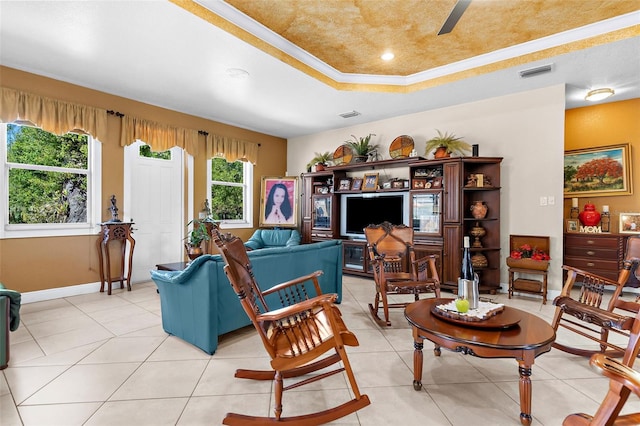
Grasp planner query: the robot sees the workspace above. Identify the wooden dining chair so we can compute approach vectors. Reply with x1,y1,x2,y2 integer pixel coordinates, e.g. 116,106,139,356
563,305,640,425
364,221,440,326
552,236,640,357
212,229,370,425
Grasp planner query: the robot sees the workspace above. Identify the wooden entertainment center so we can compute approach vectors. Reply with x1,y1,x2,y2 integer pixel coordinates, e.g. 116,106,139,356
301,156,503,293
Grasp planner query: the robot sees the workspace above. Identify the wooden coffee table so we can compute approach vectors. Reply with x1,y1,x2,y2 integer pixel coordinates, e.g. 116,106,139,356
405,298,556,426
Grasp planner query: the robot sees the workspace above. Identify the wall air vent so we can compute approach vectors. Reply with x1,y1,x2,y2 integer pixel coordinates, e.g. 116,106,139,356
339,110,361,119
519,64,553,78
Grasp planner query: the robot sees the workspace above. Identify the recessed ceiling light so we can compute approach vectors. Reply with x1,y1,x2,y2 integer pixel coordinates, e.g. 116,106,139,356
226,68,249,79
381,52,395,61
585,88,615,102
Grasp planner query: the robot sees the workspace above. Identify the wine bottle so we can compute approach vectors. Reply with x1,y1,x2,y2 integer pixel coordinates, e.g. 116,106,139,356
458,236,479,309
461,236,474,281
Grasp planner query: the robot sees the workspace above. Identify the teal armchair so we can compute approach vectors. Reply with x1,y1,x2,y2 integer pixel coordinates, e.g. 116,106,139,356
0,283,21,370
244,228,301,250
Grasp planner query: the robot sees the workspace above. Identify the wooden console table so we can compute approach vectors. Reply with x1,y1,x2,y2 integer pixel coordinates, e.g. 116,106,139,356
97,222,135,295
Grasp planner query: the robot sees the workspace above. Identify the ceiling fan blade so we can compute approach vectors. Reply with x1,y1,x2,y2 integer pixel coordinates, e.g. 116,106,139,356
438,0,471,35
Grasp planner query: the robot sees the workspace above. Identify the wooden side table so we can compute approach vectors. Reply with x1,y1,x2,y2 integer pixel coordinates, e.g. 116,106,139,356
508,266,548,304
97,222,135,295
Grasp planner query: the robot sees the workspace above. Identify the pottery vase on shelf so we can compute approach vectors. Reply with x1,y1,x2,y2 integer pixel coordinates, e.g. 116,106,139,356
433,146,450,158
470,201,488,219
578,202,601,226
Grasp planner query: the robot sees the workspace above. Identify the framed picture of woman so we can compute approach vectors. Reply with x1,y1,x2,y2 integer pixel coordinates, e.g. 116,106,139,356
260,176,299,227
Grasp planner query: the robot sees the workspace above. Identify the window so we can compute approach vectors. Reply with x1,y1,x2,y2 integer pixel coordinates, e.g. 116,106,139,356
1,123,101,238
208,157,252,228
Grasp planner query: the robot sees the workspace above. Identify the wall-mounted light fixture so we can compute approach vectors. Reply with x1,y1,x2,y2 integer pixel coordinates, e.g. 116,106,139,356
585,88,614,102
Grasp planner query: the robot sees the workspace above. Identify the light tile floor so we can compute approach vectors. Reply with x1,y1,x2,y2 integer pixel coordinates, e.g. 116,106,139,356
2,275,640,425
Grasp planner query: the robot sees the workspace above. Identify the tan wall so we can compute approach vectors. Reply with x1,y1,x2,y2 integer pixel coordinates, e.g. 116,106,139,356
0,66,287,293
564,99,640,231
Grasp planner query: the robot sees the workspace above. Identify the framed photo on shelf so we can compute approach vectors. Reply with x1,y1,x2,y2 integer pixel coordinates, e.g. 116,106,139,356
564,143,633,198
566,219,579,233
351,178,363,191
363,173,379,191
391,180,406,189
338,178,352,191
413,179,427,189
259,176,298,228
431,177,443,188
619,213,640,234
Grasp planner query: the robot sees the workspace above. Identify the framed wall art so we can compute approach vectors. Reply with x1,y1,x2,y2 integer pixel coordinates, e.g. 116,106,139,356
564,143,632,198
259,176,298,227
619,213,640,234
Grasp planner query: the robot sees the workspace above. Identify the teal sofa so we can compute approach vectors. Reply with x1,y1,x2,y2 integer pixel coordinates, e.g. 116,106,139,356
0,283,21,370
150,239,343,354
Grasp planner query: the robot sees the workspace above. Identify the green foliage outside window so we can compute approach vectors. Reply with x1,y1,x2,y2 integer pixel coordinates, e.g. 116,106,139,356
211,158,244,220
139,144,171,160
7,124,88,224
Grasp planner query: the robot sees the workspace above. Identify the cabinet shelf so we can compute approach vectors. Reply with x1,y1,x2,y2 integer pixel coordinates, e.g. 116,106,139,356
463,186,501,191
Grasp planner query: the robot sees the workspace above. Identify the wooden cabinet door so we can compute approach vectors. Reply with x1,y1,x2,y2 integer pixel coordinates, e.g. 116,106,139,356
442,225,462,287
443,162,461,223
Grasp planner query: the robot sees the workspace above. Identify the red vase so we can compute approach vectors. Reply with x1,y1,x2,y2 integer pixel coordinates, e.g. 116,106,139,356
578,203,601,226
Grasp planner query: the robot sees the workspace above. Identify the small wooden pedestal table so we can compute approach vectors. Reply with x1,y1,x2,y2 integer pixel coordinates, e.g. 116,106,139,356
405,298,556,425
97,221,135,295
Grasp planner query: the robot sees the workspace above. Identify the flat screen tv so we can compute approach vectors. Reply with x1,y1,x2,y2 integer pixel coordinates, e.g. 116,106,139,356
340,192,410,239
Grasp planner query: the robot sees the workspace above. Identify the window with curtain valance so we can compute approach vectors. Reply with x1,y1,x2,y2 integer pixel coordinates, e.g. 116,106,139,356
0,87,108,142
205,134,259,165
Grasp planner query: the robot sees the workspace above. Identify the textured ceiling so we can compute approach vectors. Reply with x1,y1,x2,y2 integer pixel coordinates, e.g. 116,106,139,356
1,1,638,138
222,0,639,76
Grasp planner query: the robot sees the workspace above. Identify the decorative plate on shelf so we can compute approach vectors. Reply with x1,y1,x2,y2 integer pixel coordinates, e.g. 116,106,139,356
333,144,354,166
389,135,414,159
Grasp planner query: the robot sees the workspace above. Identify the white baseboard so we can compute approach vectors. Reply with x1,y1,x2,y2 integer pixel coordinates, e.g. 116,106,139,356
21,282,103,304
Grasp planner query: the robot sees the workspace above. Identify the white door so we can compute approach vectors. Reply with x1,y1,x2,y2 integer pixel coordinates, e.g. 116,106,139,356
124,141,183,283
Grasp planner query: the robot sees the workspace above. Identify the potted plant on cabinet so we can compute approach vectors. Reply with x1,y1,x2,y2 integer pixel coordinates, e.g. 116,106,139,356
345,133,378,163
306,151,333,172
184,220,211,260
424,130,471,158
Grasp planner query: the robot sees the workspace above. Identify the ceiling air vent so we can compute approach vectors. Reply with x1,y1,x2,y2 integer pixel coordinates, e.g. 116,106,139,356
519,64,553,78
339,110,361,119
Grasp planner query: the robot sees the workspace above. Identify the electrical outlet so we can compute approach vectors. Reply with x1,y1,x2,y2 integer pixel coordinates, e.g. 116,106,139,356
548,196,555,205
539,196,547,206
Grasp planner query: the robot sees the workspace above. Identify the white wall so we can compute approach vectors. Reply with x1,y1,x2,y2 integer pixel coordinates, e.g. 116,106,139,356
288,85,566,296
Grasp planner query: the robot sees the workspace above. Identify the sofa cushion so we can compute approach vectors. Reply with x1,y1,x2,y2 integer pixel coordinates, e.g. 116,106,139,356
244,229,301,250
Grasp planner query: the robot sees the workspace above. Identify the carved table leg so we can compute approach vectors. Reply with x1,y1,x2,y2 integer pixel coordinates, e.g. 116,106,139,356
518,362,533,426
412,329,424,390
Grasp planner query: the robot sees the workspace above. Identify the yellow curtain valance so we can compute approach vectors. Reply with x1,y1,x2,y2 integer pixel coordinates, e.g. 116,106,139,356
205,134,259,165
120,116,200,156
0,87,108,142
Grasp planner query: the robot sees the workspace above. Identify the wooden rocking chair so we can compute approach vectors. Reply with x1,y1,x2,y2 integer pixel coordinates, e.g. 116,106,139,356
212,230,370,425
364,222,440,326
552,236,640,357
563,305,640,425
